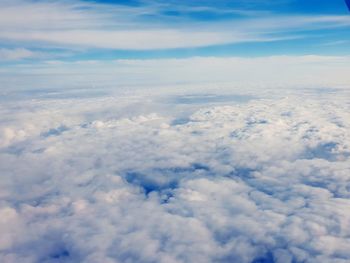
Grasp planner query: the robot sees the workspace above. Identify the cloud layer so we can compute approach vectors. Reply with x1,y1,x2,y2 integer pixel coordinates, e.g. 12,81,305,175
1,0,350,60
1,56,350,91
0,87,349,262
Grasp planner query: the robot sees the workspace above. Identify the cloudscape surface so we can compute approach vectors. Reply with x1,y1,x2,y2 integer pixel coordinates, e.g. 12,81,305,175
1,1,350,263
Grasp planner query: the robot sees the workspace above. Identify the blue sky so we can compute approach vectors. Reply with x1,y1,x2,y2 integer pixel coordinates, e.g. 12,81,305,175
0,0,350,64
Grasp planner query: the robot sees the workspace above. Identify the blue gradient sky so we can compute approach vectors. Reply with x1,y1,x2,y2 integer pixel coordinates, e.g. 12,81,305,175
0,0,350,64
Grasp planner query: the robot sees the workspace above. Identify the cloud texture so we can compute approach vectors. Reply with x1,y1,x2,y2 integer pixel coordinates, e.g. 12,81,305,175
2,56,350,91
1,0,350,58
0,87,350,262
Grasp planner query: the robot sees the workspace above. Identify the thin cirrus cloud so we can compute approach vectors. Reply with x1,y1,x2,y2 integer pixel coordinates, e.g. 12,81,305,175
0,0,350,55
0,48,40,61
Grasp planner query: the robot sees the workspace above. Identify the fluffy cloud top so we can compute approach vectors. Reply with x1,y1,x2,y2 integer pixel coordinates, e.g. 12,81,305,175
0,86,349,262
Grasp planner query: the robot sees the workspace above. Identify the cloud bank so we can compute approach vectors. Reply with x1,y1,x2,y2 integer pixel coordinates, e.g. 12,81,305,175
1,56,350,90
0,87,350,262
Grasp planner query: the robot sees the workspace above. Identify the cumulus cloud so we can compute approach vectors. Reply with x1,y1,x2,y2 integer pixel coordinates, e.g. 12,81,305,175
0,86,349,262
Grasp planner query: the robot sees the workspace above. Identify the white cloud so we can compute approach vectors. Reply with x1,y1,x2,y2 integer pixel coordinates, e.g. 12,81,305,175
0,85,349,262
1,29,273,50
1,56,349,90
0,0,350,50
0,48,40,61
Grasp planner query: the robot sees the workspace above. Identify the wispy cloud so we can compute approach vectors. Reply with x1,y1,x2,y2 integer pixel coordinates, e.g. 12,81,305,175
0,0,350,55
0,48,41,61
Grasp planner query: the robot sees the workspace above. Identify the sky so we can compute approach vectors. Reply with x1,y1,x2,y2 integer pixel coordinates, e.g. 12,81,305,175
1,2,350,263
1,0,350,64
